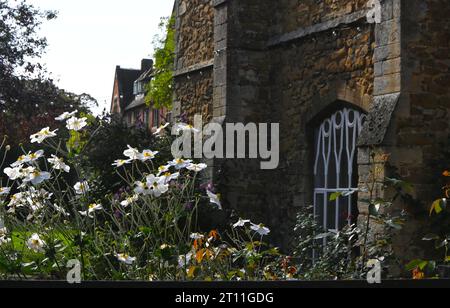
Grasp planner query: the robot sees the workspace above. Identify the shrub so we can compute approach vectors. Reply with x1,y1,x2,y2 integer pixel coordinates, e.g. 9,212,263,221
0,112,282,281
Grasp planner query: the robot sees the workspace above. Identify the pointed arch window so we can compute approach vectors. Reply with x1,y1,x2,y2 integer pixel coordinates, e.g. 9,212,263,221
313,107,366,233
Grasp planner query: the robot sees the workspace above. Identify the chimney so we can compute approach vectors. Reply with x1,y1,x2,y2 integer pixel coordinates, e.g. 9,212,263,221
141,59,153,72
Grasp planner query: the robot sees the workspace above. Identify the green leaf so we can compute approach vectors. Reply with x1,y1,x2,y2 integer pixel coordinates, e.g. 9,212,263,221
430,198,447,216
419,260,429,270
406,259,425,271
329,192,342,201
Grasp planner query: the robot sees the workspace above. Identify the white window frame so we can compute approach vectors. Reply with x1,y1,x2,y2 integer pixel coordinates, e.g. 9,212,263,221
313,107,366,234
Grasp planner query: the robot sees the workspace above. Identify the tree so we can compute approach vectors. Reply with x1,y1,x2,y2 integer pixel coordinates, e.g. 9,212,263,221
145,16,175,109
0,0,91,145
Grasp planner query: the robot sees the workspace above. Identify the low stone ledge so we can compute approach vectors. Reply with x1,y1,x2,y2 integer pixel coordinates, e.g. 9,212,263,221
174,59,214,78
267,10,369,47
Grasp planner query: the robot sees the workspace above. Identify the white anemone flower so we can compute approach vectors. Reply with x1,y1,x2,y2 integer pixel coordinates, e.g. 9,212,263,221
190,233,205,240
0,228,7,237
3,166,22,180
134,181,152,195
27,150,45,163
0,228,9,246
11,154,30,167
116,253,136,265
178,252,193,269
207,190,222,210
250,223,271,236
8,192,24,207
23,170,51,185
112,159,131,168
30,127,58,144
7,192,25,214
27,234,46,253
79,203,103,218
169,158,193,170
123,145,140,161
11,151,44,167
153,123,170,136
138,150,159,162
48,155,71,173
160,172,180,184
74,181,90,195
187,163,207,173
157,165,171,176
146,174,169,197
175,123,201,134
233,218,252,229
55,110,78,121
66,116,88,131
0,187,11,196
120,195,139,207
53,204,70,217
0,236,11,246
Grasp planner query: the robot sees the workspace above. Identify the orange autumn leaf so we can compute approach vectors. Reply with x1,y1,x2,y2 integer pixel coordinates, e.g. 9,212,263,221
412,268,425,280
209,230,219,240
187,266,197,278
205,249,213,260
196,249,205,263
381,153,391,162
193,239,203,251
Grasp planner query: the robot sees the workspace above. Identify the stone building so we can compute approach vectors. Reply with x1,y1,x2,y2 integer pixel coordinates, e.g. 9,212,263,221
171,0,450,260
111,59,168,130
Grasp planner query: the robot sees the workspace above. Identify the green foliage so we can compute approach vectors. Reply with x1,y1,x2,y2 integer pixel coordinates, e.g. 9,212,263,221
76,115,174,204
145,16,175,109
408,168,450,278
0,117,285,281
292,149,412,280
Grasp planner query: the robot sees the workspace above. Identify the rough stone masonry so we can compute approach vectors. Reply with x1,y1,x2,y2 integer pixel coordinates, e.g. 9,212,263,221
172,0,450,263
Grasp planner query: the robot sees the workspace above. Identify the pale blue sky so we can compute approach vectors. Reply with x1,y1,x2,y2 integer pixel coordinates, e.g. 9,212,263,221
27,0,175,114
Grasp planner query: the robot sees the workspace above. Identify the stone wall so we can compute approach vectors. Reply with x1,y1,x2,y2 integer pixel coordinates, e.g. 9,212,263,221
172,0,450,258
213,0,278,242
272,0,369,33
173,69,214,122
386,0,450,261
269,22,375,248
175,0,214,69
173,0,215,123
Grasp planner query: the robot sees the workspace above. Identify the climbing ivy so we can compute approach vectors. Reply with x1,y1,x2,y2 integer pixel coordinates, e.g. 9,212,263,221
145,16,175,109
